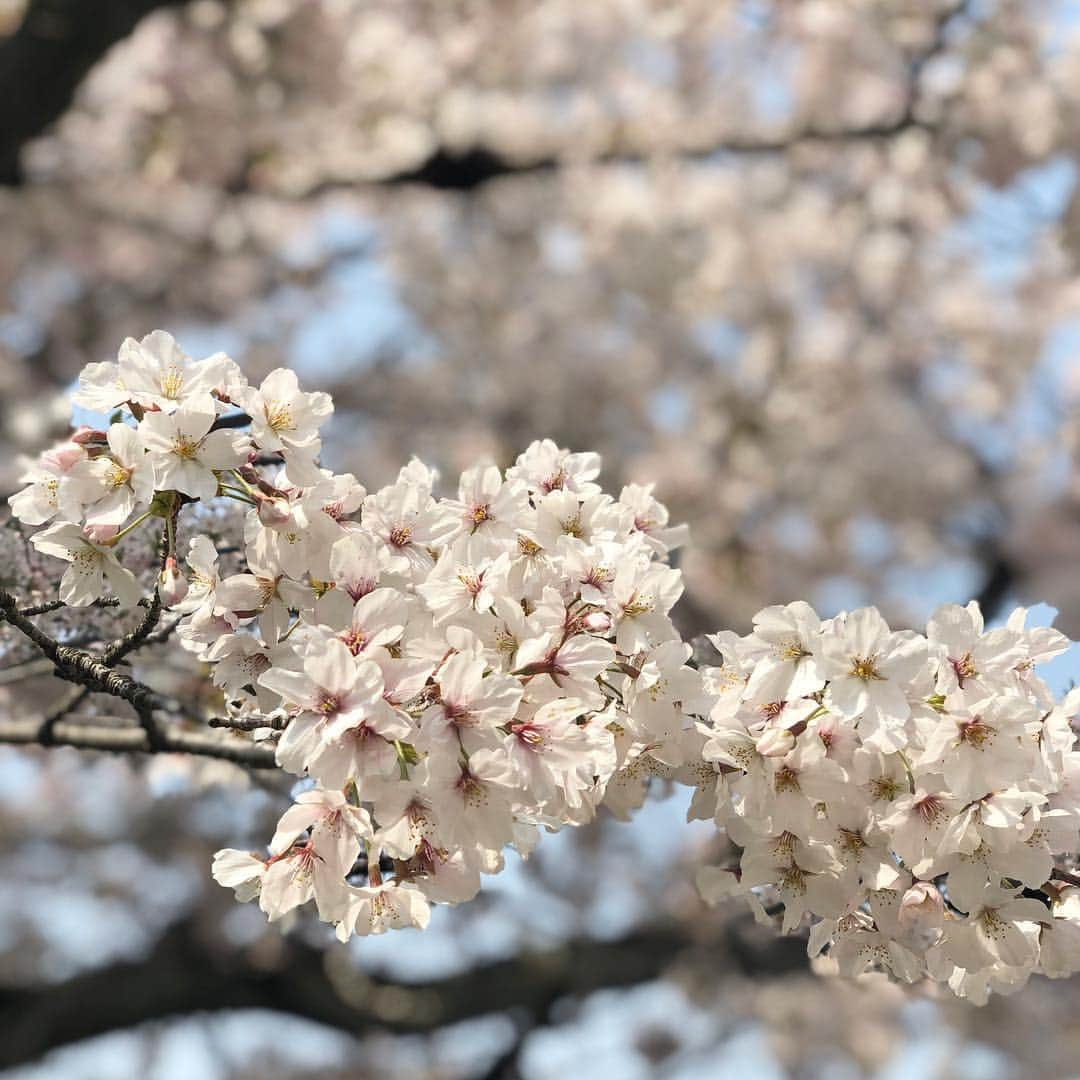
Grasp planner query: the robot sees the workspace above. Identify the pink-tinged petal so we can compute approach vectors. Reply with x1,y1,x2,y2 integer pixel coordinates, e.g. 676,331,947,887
270,802,329,854
259,667,319,709
306,638,359,697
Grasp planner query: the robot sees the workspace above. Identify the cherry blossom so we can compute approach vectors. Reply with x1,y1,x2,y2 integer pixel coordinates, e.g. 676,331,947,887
10,334,1080,1001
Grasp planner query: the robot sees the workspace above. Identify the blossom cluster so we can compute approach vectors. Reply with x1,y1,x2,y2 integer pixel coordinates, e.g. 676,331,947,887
693,601,1080,1002
9,331,706,941
9,333,1080,1002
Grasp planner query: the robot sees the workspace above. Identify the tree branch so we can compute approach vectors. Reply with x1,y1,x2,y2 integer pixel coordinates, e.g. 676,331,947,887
0,714,277,768
0,915,807,1068
0,1,972,194
37,683,89,744
101,588,162,665
0,586,276,765
0,587,168,744
0,0,185,184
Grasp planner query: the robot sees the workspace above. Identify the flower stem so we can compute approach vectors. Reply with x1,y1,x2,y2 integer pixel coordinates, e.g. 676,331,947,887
105,510,154,546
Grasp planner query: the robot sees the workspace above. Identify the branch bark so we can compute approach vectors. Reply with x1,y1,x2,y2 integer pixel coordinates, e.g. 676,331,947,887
0,915,808,1068
0,1,970,193
0,715,277,767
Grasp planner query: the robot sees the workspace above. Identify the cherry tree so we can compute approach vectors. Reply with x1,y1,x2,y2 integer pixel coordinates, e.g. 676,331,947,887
1,1,1080,1076
3,335,1079,1013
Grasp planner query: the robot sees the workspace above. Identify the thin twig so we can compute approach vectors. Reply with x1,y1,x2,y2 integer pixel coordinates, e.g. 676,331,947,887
17,597,122,617
101,588,162,665
208,713,287,732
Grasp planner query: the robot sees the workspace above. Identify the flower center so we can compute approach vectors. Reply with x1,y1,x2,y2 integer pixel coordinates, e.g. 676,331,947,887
172,434,201,461
622,594,654,618
339,627,369,655
316,691,342,715
849,655,883,681
914,794,947,824
869,776,900,801
458,773,488,807
161,366,184,400
778,637,810,662
541,469,566,493
265,403,295,433
105,462,131,488
950,652,978,687
512,723,546,749
958,717,993,748
457,571,484,598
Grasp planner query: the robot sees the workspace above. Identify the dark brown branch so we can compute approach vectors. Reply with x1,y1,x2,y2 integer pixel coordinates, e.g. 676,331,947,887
208,713,287,732
37,684,89,744
209,411,253,431
17,596,123,617
0,715,277,768
287,5,971,197
101,588,162,665
974,545,1017,624
294,117,943,199
0,915,807,1068
0,0,186,184
0,0,972,200
0,587,168,746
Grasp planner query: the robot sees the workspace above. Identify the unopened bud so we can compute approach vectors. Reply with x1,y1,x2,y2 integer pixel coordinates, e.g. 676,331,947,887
898,882,944,929
582,611,613,633
43,439,89,471
84,523,119,545
69,426,107,446
755,725,795,757
257,494,292,527
159,556,189,607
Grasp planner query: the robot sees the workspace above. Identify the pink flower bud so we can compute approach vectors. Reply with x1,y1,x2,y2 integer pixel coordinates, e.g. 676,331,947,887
69,426,107,446
159,557,189,607
257,494,292,527
42,440,87,471
898,882,944,929
582,611,613,633
83,523,119,544
755,725,795,757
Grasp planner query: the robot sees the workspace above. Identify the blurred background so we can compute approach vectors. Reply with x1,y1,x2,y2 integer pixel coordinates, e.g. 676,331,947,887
1,0,1080,1076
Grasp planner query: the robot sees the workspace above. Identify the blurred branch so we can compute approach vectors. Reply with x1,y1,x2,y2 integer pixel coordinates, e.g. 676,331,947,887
0,915,808,1069
0,657,55,684
0,0,186,183
0,0,971,194
973,543,1018,623
0,714,277,767
295,3,971,195
36,683,88,744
